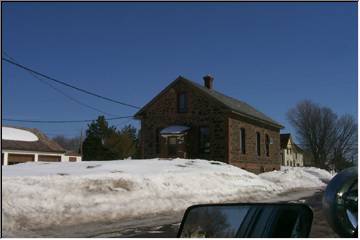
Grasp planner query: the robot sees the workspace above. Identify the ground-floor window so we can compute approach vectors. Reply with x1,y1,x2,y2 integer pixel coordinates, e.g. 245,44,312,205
265,134,270,157
256,132,261,156
155,128,161,154
240,128,246,154
199,127,210,154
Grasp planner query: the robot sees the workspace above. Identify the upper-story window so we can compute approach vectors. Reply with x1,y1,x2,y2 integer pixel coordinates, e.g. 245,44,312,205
265,134,270,157
240,128,246,154
177,92,188,113
256,132,261,156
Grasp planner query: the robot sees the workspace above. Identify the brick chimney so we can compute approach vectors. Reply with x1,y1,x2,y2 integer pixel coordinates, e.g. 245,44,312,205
203,74,214,90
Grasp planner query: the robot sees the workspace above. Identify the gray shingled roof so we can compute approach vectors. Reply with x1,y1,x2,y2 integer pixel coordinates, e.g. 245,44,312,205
2,126,66,153
181,77,283,128
135,76,283,128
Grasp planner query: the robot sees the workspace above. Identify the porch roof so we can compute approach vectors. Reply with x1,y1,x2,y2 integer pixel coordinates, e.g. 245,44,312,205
160,125,190,136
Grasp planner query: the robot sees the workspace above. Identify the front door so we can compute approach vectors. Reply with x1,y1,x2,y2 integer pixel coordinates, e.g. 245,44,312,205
167,136,178,157
166,135,187,158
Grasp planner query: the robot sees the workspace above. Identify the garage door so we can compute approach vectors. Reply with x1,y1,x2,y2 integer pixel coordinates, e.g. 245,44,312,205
38,155,61,162
69,157,77,162
8,154,35,165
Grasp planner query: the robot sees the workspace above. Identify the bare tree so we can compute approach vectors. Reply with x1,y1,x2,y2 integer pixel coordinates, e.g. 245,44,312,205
287,100,357,170
52,135,82,153
332,115,357,170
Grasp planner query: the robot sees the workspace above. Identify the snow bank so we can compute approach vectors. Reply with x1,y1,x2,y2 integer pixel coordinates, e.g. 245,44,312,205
2,159,331,235
259,167,331,191
301,167,334,183
2,126,39,142
280,166,334,183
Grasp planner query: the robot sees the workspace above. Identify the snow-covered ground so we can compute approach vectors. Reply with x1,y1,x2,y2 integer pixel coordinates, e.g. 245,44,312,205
2,158,333,236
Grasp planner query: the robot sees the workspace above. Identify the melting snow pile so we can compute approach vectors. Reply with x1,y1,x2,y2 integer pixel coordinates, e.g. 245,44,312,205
300,167,334,183
259,167,331,191
2,159,332,235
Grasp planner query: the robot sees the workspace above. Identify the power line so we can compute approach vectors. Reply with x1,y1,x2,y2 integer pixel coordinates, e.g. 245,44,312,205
35,75,119,117
2,57,141,109
3,116,134,124
3,52,119,117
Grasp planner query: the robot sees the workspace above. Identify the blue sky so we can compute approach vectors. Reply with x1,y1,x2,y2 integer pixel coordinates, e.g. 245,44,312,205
2,2,357,139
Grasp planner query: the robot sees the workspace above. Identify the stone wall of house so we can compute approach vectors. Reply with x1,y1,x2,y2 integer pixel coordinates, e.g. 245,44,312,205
139,80,228,162
138,78,283,173
228,114,281,173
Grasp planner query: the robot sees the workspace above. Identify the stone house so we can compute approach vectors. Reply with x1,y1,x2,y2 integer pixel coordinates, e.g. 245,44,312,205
280,133,304,167
1,126,82,165
134,75,284,173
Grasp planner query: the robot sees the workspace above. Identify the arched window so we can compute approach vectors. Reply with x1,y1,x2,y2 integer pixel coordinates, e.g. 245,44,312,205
199,127,210,154
177,92,188,113
265,134,270,157
240,128,246,154
256,132,261,156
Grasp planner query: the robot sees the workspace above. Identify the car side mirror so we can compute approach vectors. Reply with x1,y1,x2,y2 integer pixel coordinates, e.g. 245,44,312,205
323,167,358,238
177,203,313,238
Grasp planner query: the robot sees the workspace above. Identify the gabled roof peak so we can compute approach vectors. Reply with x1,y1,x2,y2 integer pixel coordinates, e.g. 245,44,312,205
135,75,283,129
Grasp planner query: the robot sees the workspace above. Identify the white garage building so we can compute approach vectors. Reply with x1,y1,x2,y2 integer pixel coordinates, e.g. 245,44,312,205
1,126,81,165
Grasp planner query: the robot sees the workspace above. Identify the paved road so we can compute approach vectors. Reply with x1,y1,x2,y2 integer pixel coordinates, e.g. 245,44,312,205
93,190,339,238
306,192,338,238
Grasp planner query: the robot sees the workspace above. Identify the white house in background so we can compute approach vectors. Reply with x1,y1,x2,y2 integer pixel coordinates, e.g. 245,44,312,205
1,126,82,165
280,133,304,167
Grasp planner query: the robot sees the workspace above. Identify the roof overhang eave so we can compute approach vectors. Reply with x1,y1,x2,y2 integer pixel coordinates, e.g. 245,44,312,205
160,125,190,136
1,148,66,154
230,110,284,129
